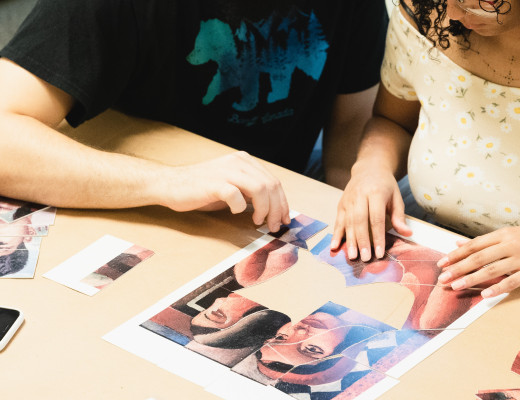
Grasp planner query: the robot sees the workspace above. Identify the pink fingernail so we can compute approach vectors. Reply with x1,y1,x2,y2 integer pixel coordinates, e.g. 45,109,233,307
360,248,370,262
375,246,384,259
331,239,339,250
437,257,449,267
481,288,494,298
438,271,451,283
348,246,357,259
451,279,466,290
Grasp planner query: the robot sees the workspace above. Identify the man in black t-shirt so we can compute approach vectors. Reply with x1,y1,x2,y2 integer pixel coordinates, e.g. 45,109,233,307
0,0,388,231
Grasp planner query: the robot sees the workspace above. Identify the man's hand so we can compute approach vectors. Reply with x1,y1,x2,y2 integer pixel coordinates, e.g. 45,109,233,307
437,226,520,298
331,161,412,261
164,151,291,232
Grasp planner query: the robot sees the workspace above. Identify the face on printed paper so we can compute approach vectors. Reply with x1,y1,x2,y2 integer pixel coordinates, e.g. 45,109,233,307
0,217,33,256
258,312,348,367
447,0,520,36
191,293,261,330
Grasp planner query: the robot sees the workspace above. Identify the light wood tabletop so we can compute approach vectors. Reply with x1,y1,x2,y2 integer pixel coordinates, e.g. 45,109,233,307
1,110,518,400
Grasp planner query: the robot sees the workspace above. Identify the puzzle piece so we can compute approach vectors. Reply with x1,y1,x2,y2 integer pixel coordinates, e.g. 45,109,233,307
230,302,395,387
142,289,290,368
257,211,327,249
0,196,49,223
311,233,446,288
237,249,362,324
80,244,154,290
512,351,520,376
476,389,520,400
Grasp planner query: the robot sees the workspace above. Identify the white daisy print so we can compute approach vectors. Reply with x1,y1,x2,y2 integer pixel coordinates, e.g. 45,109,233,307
460,203,484,219
445,82,457,96
438,182,451,193
430,122,439,135
484,83,502,99
477,136,501,155
457,136,472,148
484,103,501,119
388,31,398,47
439,100,450,112
417,116,429,139
500,122,512,133
481,181,496,192
451,70,472,89
456,112,473,130
445,146,457,156
419,52,429,64
421,151,435,166
507,102,520,121
496,202,519,220
416,186,441,207
457,166,483,186
396,61,406,77
502,153,518,168
424,75,434,86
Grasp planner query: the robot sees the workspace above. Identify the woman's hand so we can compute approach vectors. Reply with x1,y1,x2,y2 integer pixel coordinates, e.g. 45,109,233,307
331,161,412,261
437,226,520,298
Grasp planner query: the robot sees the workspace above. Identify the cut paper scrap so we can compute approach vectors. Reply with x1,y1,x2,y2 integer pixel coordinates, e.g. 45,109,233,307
236,249,362,325
0,196,50,223
141,290,289,368
476,389,520,400
44,235,154,296
311,233,446,288
257,210,327,249
512,351,520,376
230,302,399,400
0,239,41,279
0,225,49,236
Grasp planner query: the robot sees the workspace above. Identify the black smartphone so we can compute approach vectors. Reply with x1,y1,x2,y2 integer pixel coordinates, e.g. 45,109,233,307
0,307,24,351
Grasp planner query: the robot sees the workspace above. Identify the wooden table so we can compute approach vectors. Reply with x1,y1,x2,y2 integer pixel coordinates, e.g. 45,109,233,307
2,110,519,399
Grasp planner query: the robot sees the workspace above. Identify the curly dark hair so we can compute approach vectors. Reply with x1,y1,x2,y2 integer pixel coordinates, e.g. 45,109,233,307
402,0,512,49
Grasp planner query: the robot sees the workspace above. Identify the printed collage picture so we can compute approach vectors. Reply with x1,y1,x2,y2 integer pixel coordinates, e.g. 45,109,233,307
104,212,507,400
0,196,56,279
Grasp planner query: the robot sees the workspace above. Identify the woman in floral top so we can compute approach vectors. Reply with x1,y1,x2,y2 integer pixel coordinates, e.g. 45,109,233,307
333,0,520,298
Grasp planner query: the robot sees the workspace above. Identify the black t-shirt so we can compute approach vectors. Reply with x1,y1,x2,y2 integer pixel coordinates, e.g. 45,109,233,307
0,0,388,173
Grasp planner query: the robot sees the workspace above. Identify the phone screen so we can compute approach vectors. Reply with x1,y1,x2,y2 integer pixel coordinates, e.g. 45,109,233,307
0,308,21,340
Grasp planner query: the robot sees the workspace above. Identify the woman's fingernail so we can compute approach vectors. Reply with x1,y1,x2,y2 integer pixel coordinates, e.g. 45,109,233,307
451,279,466,290
481,288,494,298
438,271,451,283
437,257,449,267
360,248,370,261
375,246,384,259
348,246,357,259
331,239,339,250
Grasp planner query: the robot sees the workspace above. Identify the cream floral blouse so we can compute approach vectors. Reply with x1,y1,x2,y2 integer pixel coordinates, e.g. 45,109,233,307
382,6,520,237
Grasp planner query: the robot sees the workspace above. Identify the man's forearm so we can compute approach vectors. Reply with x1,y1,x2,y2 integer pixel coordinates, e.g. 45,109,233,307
0,112,171,208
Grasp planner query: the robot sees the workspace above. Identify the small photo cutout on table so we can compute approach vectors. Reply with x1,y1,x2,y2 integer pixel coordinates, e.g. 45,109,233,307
43,235,154,296
257,211,327,249
0,196,50,223
476,389,520,400
512,351,520,376
0,237,42,279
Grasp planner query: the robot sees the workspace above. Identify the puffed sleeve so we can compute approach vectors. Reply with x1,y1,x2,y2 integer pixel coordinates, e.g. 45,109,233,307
380,7,419,101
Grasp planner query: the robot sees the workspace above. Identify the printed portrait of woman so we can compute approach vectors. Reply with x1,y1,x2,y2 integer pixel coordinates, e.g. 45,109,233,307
140,238,298,367
311,233,494,330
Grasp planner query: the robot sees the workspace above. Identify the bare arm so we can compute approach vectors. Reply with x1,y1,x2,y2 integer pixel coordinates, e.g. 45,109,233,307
0,59,290,230
332,84,420,260
322,85,379,189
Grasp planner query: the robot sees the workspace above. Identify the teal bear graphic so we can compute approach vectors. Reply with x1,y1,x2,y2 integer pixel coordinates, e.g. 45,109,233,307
187,11,329,112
